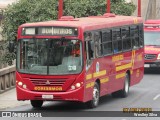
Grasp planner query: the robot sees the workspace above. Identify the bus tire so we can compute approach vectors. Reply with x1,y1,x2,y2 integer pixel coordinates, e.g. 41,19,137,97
86,82,100,108
112,73,130,98
30,100,43,108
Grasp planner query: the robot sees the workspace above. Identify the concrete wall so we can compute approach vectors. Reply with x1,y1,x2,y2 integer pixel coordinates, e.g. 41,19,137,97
0,41,16,94
0,65,15,93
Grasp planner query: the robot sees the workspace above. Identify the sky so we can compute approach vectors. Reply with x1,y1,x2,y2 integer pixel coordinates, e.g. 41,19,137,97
0,0,17,7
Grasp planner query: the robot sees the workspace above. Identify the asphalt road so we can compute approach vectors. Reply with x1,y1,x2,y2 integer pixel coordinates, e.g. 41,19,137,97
1,68,160,120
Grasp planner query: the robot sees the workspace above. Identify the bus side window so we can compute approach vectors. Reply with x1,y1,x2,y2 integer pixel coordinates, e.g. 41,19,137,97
101,30,112,55
112,28,122,53
88,41,94,59
94,32,102,57
84,32,94,67
122,27,131,51
131,25,139,49
139,24,144,47
85,40,94,61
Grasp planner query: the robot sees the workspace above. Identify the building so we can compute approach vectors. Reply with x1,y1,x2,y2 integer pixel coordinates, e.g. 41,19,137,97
126,0,160,20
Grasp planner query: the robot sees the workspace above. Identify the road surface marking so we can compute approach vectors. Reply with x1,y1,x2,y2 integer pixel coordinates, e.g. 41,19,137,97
153,94,160,100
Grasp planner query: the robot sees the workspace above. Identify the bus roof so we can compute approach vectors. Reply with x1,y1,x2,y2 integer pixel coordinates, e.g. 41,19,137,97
145,20,160,24
20,14,143,31
144,20,160,31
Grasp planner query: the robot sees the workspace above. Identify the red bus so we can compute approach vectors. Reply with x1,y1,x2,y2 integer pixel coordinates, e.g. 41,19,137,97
144,20,160,68
16,14,144,108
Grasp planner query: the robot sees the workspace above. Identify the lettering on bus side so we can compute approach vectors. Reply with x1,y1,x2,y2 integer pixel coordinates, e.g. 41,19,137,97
34,86,62,91
115,61,122,66
137,54,143,61
145,48,160,52
136,69,140,77
112,54,124,62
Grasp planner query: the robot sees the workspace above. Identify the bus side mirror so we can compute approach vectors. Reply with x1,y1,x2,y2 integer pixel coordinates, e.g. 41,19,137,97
8,41,15,53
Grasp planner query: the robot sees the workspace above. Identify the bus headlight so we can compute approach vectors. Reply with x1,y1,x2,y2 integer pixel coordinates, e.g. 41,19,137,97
157,54,160,60
76,83,81,88
18,82,23,86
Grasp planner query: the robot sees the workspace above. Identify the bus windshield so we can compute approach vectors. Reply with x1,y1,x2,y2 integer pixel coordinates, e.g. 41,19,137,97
144,31,160,46
17,38,82,75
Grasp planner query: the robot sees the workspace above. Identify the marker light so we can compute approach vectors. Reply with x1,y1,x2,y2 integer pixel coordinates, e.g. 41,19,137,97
76,83,81,88
18,82,23,86
71,85,76,90
157,54,160,60
23,84,27,89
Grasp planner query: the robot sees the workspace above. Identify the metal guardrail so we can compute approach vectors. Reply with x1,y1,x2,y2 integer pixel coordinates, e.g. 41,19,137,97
0,65,16,94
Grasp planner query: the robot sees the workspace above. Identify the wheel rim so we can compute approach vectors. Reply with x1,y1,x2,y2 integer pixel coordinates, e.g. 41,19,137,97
93,86,99,106
125,75,129,94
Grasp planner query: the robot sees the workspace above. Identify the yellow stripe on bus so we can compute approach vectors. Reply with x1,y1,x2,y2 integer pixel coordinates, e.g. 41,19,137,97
116,73,125,79
134,18,138,24
100,77,109,84
93,70,107,78
86,74,92,80
86,82,95,88
116,50,136,72
131,50,136,69
116,63,132,71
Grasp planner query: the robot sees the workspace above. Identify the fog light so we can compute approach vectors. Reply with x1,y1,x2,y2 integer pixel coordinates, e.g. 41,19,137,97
23,84,27,89
71,85,75,90
76,83,81,88
18,82,23,86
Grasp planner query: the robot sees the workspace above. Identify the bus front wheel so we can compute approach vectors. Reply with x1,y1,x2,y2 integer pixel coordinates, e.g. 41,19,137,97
86,82,100,108
112,73,130,98
30,100,43,108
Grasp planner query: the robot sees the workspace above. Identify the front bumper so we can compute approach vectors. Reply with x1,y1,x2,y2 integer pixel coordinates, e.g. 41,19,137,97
144,61,160,68
16,85,84,102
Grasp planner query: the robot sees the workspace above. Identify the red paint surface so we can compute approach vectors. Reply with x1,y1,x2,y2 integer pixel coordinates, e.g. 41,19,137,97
16,15,144,103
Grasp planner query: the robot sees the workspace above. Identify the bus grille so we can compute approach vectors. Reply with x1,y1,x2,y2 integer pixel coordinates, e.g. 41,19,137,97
30,79,66,86
145,54,157,60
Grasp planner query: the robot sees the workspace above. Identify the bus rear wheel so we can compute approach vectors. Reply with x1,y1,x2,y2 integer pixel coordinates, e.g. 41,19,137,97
30,100,43,108
86,82,100,108
112,73,130,98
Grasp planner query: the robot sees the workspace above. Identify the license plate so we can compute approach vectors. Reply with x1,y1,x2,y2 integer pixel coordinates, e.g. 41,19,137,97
144,64,150,68
42,95,53,99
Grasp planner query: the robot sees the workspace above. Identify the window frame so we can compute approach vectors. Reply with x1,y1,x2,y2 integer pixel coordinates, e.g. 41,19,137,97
84,23,144,57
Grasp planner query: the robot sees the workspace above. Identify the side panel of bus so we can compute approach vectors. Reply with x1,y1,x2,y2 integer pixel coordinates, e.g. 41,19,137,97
84,24,144,102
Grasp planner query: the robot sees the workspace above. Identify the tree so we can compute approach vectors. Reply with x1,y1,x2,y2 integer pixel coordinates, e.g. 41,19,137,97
0,0,136,65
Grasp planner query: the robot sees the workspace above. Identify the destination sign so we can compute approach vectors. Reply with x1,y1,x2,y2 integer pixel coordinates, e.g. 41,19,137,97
34,86,62,91
22,27,78,36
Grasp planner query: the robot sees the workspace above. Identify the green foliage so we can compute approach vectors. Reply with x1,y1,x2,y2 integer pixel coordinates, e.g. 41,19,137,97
111,2,136,16
0,0,136,65
0,42,16,66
